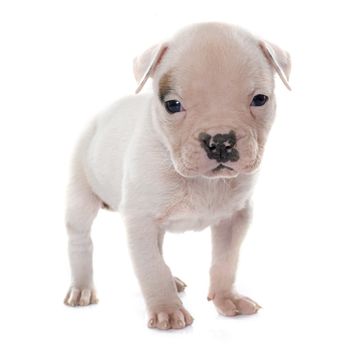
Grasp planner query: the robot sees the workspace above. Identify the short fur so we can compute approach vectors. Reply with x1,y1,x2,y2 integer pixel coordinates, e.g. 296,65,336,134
64,22,291,330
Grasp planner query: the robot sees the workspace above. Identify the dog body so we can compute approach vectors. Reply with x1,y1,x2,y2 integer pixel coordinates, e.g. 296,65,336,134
64,23,291,330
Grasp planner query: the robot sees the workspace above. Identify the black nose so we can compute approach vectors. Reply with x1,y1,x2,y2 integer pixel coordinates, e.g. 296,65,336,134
199,130,240,163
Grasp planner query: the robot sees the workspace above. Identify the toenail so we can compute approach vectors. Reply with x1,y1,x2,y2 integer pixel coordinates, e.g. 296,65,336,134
177,320,185,328
160,321,169,329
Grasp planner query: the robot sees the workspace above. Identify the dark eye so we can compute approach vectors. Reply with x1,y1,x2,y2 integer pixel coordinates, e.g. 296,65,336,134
251,94,269,107
164,100,184,114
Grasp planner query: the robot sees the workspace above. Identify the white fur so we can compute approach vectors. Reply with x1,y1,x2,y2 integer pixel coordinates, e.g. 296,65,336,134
64,22,291,330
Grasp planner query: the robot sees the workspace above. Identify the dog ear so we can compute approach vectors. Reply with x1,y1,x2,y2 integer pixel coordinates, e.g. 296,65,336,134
259,41,291,90
133,43,168,94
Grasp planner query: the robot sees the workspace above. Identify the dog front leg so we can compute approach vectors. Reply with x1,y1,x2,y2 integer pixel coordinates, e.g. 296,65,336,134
125,217,193,330
208,204,261,316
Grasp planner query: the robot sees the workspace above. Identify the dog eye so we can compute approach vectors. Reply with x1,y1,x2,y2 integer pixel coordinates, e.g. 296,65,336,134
251,94,269,107
164,100,184,114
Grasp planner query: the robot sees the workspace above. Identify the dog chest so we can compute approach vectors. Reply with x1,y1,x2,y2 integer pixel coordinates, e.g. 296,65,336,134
159,177,253,233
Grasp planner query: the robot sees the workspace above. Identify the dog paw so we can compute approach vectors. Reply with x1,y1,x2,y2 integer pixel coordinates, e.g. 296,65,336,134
64,287,98,307
174,276,187,293
209,292,261,316
148,305,194,330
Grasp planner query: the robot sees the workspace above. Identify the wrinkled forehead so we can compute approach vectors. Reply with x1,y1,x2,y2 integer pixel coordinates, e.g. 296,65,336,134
157,28,274,101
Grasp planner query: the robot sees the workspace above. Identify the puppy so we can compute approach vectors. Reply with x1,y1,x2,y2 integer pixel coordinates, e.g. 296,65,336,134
64,22,291,330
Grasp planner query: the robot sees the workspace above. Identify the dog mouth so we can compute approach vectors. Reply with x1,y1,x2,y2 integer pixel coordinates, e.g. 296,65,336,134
212,164,234,172
209,163,239,178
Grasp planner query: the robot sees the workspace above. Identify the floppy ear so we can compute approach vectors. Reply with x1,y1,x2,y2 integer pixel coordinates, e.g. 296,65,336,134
259,41,292,90
133,43,168,94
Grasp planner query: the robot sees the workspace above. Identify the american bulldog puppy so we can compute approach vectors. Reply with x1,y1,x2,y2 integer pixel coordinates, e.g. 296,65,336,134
64,22,291,330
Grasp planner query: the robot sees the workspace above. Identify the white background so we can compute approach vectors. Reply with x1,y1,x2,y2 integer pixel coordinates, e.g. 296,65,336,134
1,0,349,349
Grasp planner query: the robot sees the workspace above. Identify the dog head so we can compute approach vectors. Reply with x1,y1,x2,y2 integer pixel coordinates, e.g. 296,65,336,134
134,23,291,178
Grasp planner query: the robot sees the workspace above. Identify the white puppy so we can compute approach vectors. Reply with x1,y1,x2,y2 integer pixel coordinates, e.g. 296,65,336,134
64,22,291,330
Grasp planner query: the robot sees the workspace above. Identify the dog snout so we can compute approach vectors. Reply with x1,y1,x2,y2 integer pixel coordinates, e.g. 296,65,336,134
199,130,240,163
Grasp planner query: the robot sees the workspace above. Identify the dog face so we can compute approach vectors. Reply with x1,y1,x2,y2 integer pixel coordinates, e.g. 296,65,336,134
134,23,291,178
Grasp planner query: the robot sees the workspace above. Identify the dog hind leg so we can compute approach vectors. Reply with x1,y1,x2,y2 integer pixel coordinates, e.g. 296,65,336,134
64,151,101,306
